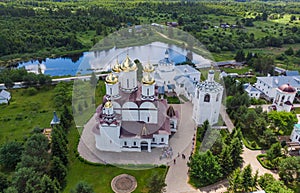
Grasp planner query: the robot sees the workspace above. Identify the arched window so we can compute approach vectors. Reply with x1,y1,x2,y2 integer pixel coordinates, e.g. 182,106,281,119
216,93,220,102
110,88,112,95
127,79,129,88
204,94,210,102
281,95,285,102
196,90,199,99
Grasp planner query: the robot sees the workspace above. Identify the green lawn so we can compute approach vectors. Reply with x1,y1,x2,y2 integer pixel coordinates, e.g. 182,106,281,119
0,86,56,144
64,127,167,193
0,82,167,192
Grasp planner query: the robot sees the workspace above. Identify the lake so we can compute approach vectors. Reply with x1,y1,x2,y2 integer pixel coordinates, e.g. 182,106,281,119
18,42,211,76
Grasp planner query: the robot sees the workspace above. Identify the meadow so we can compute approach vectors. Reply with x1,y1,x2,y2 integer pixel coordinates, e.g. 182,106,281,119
0,82,166,192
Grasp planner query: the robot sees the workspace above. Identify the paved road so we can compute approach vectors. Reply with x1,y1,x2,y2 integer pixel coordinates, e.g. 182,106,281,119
242,146,279,180
220,105,234,133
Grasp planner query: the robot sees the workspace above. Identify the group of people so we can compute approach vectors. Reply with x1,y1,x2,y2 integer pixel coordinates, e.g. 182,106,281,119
160,146,173,160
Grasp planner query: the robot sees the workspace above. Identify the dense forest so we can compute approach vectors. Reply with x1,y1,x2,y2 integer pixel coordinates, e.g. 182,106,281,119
0,0,299,66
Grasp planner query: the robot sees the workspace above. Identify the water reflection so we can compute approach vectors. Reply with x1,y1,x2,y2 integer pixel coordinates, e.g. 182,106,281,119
18,42,211,77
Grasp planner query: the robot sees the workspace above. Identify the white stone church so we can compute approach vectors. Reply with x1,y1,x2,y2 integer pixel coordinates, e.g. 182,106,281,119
93,55,179,152
93,51,223,152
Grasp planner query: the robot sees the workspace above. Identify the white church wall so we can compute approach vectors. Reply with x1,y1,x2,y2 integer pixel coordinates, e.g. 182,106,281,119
122,102,139,121
139,102,157,123
96,125,121,152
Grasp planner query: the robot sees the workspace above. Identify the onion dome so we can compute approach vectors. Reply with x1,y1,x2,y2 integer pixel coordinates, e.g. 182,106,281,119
278,84,296,93
104,101,112,108
105,73,118,84
121,55,137,72
142,73,155,85
166,105,176,117
112,59,122,73
140,124,149,136
143,61,155,73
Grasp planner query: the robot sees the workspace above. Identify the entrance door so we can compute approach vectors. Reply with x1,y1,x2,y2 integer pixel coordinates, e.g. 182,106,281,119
140,141,148,151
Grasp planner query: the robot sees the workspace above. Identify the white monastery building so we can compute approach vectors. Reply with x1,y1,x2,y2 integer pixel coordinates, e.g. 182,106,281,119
271,83,296,112
93,50,223,153
193,70,223,125
255,76,300,100
93,55,179,152
290,124,300,144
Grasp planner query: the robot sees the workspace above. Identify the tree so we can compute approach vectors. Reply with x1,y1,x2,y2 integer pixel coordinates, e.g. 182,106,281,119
264,181,294,193
71,181,94,193
252,55,275,75
295,49,300,57
259,128,277,149
285,47,294,56
0,141,23,169
279,156,300,185
3,77,14,89
218,145,234,176
188,150,222,186
3,187,18,193
51,127,68,166
0,172,9,193
60,105,73,130
290,15,297,21
268,111,297,134
40,175,60,193
12,167,40,193
262,12,268,21
49,156,67,189
17,134,50,173
258,173,275,190
241,165,253,192
147,173,166,193
228,168,242,193
266,142,282,166
229,136,243,168
89,72,98,87
234,49,245,62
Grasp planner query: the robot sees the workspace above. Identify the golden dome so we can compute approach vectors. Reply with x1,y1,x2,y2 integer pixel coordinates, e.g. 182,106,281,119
104,101,112,108
112,59,122,73
105,73,118,84
121,55,137,72
143,61,155,73
142,73,155,85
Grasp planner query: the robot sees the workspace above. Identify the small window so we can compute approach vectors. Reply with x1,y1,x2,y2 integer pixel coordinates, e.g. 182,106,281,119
204,94,210,102
127,79,129,88
216,93,220,102
147,117,150,122
110,88,112,95
133,142,136,146
161,138,164,142
152,138,155,142
124,141,127,146
147,88,149,96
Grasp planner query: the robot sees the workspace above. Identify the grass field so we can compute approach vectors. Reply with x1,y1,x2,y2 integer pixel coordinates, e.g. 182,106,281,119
64,126,167,193
0,82,167,192
0,86,56,144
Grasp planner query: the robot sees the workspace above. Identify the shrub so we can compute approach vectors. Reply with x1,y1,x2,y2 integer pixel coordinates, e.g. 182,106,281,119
25,87,38,96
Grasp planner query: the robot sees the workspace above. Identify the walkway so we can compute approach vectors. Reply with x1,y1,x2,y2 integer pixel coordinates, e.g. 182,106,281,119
78,102,196,166
220,105,234,133
242,146,279,179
